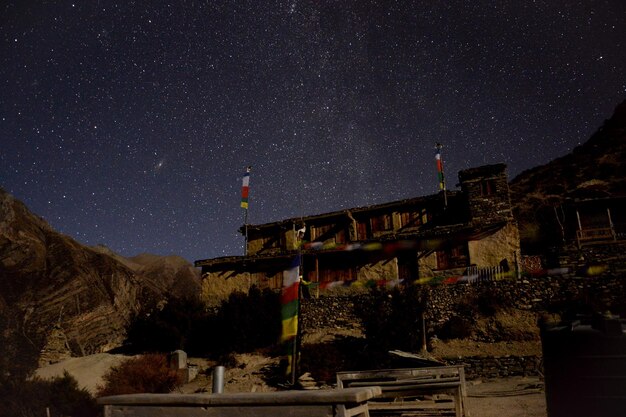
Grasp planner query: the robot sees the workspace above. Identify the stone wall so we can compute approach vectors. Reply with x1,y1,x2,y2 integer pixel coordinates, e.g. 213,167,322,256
201,271,253,307
356,258,398,281
447,356,542,380
467,222,520,269
301,275,626,332
300,273,626,379
458,164,514,225
557,241,626,276
301,295,362,330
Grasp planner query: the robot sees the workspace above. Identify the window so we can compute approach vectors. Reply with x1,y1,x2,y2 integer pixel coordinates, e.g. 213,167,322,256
311,224,332,241
311,224,347,244
481,179,497,196
400,208,429,228
371,213,392,233
400,211,421,228
436,244,469,270
357,220,369,240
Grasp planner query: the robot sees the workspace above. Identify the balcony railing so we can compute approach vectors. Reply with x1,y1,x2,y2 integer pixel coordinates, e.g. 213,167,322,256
462,265,510,282
576,227,616,246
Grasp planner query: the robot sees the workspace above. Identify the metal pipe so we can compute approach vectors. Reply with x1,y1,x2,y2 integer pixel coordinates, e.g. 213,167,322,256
212,366,225,394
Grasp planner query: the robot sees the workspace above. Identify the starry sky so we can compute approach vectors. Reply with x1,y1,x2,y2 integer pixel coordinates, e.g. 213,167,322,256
1,1,625,263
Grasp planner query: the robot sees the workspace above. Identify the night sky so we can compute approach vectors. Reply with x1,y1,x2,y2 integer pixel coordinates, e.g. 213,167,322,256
1,1,625,262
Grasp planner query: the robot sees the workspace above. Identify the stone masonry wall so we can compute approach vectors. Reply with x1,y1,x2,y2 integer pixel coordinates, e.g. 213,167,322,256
446,356,542,380
300,273,626,379
301,275,626,328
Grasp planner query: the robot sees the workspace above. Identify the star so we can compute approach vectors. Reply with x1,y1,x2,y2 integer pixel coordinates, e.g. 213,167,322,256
0,0,624,262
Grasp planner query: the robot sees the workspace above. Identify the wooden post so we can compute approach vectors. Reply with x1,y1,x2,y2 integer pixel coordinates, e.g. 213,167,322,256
420,312,427,353
607,207,616,240
576,209,583,247
315,256,320,298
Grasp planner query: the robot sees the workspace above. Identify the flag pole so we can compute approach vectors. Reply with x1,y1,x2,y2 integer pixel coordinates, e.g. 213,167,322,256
244,211,248,256
435,143,447,208
281,255,301,384
290,258,300,385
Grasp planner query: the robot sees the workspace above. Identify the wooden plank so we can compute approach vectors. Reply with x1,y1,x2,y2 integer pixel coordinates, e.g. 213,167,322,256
98,387,381,407
337,367,461,385
108,404,334,417
346,377,461,387
369,402,454,410
378,382,460,391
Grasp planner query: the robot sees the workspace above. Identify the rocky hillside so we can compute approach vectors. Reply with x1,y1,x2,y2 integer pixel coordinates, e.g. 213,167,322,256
0,188,200,376
510,100,626,248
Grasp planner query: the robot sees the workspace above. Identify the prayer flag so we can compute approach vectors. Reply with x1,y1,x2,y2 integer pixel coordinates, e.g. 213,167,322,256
280,255,300,342
435,145,445,190
241,166,251,209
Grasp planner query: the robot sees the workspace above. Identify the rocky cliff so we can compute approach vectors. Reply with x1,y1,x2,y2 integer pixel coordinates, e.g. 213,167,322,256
510,100,626,249
0,188,200,375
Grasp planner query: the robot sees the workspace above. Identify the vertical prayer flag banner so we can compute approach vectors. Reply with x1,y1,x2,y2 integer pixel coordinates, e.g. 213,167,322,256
435,145,445,190
280,255,300,343
241,166,251,209
285,337,297,375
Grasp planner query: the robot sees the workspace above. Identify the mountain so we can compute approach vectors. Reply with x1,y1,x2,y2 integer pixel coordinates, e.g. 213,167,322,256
0,189,200,377
510,100,626,249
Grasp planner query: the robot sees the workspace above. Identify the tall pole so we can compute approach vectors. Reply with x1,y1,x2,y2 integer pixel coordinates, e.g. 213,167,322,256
244,211,249,256
290,251,304,385
290,271,299,385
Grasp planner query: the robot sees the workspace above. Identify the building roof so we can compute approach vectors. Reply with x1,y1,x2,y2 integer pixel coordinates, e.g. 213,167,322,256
458,163,507,183
195,220,509,269
243,190,460,232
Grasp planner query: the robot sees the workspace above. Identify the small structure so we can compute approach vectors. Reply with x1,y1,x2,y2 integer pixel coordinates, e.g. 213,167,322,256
196,164,521,303
167,350,197,384
567,196,626,247
336,366,469,417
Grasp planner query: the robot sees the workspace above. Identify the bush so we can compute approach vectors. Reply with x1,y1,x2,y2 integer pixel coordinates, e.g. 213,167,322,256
0,371,98,417
300,338,391,383
454,286,504,318
437,315,474,339
210,286,282,355
125,297,206,353
124,287,282,357
96,353,183,397
357,285,429,353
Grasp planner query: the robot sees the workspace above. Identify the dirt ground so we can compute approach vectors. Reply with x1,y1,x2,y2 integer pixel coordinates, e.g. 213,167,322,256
430,338,543,358
36,351,547,416
465,377,546,417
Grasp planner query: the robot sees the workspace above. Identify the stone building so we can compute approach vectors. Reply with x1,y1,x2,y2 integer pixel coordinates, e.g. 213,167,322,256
195,164,520,304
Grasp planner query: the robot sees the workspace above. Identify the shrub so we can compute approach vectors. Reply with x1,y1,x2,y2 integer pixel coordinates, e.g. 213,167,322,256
437,315,474,339
124,287,281,357
211,286,282,355
357,285,429,353
96,353,182,397
0,371,98,417
125,297,206,353
453,286,504,319
299,338,391,383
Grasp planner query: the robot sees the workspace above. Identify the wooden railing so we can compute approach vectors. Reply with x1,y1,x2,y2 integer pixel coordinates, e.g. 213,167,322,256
576,227,616,246
463,265,508,282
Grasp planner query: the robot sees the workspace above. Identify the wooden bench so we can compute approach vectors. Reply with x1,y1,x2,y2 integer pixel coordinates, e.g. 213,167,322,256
97,386,382,417
336,366,469,417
